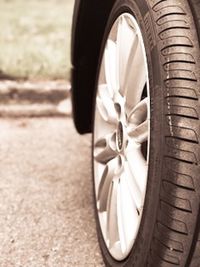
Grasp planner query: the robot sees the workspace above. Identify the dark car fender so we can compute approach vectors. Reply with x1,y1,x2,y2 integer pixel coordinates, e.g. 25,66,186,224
71,0,115,134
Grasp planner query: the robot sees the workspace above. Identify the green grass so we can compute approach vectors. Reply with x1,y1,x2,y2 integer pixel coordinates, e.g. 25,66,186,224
0,0,74,80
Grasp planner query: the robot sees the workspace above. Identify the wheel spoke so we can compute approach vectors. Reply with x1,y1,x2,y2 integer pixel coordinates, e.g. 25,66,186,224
97,157,122,212
94,133,117,164
97,84,118,123
128,120,149,144
122,161,143,210
128,97,148,125
128,97,149,144
116,15,137,96
107,179,120,248
104,39,118,97
125,37,147,109
126,144,148,194
117,175,141,253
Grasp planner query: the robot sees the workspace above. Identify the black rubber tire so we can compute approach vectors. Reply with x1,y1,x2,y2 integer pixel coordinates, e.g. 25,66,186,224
187,3,200,267
92,0,200,266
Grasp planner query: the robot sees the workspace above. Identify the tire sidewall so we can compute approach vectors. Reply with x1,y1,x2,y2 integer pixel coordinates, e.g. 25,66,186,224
92,1,165,266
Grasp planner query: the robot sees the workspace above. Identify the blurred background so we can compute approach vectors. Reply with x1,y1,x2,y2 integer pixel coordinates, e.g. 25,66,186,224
0,0,74,117
0,1,104,266
0,0,73,80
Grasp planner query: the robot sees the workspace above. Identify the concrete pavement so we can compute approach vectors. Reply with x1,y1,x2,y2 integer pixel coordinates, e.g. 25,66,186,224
0,117,104,267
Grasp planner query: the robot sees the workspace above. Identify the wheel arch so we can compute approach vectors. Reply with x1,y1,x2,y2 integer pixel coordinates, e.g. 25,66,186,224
71,0,116,134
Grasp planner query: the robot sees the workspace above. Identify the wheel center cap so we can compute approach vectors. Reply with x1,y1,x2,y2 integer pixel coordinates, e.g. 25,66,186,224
116,122,124,151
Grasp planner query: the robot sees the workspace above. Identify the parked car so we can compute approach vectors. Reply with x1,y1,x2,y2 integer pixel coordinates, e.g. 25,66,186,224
71,0,200,266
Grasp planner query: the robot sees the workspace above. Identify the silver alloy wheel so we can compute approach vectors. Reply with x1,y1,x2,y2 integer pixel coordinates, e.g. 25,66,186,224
93,13,150,261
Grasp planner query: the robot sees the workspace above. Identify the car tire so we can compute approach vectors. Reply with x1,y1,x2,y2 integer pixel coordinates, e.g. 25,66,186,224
92,0,200,266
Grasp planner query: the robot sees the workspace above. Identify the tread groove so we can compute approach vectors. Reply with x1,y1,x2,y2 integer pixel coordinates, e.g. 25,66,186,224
161,198,193,214
162,179,195,193
165,135,199,145
157,222,188,237
164,155,197,165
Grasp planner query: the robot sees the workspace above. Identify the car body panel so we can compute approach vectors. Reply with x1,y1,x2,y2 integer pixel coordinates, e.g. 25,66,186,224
71,0,115,134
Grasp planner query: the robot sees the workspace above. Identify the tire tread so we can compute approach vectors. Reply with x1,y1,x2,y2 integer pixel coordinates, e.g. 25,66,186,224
148,0,200,266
